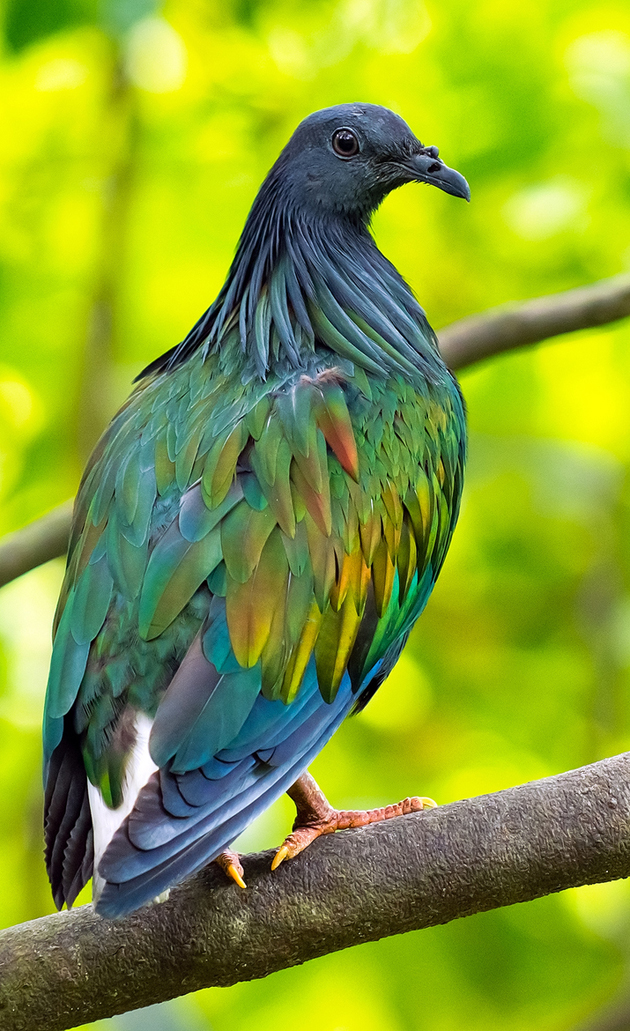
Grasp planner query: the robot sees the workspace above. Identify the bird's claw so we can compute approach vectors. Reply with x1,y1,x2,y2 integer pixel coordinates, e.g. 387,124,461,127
215,849,247,888
271,821,333,870
271,845,290,870
226,862,247,889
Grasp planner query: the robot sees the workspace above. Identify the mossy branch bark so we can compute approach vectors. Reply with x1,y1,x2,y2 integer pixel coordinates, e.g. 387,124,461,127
1,754,629,1031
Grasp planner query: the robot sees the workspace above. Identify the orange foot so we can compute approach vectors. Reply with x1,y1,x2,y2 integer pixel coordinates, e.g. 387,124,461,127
271,771,437,871
215,848,246,889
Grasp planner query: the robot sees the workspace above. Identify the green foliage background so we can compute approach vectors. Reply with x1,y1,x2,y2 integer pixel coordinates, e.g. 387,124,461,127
1,0,630,1027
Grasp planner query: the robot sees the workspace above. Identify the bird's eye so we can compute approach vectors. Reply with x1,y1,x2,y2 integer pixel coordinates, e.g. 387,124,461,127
332,128,360,158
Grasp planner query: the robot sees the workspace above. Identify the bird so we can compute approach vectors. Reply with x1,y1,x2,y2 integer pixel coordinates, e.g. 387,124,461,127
42,102,469,919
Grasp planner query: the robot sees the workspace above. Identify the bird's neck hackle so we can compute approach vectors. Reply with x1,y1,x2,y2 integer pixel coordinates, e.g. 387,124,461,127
159,175,446,386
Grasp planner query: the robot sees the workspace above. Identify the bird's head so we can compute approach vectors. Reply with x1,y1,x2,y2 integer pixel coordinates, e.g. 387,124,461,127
159,103,470,375
269,102,470,223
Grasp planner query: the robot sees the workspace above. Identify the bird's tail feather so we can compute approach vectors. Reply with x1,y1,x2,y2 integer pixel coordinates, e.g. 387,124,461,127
44,724,94,910
96,746,318,917
96,670,354,918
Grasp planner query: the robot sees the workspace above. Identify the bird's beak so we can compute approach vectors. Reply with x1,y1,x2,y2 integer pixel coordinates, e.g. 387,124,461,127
403,148,470,201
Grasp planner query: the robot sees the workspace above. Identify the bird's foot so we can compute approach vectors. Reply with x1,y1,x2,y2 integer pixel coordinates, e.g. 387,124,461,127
271,771,437,871
215,848,246,889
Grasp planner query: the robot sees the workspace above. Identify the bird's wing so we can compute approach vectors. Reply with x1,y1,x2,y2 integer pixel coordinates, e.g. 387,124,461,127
43,356,464,915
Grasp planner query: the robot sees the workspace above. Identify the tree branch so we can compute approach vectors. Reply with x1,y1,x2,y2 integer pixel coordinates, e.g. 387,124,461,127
1,754,629,1031
439,272,630,370
0,501,72,589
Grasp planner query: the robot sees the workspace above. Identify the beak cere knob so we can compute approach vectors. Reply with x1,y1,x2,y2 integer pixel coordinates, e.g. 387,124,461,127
409,150,470,201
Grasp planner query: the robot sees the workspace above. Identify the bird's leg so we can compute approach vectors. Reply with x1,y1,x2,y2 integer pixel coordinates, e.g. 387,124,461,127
215,848,246,889
271,770,437,870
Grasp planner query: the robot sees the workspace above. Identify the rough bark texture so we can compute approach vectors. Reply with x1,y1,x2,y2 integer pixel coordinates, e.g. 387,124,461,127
1,754,630,1031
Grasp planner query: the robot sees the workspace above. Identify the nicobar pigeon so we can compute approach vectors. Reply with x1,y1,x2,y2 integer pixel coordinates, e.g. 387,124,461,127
43,103,469,918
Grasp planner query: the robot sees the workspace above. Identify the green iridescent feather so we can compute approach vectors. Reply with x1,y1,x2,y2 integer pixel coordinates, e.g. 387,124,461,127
45,337,464,809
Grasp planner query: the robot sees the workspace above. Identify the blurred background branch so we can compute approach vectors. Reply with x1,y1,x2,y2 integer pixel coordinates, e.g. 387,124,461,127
575,994,630,1031
0,500,72,589
2,753,630,1031
3,272,630,590
440,274,630,371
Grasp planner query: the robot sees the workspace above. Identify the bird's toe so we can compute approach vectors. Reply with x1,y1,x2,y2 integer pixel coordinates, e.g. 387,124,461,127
215,849,247,889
